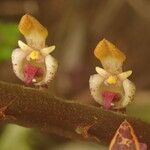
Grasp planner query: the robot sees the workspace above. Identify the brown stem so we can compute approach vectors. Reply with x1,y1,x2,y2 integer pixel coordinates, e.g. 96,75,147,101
0,81,149,146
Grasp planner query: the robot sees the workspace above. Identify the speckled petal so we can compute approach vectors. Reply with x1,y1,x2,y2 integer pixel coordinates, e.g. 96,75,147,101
12,48,27,81
35,55,58,85
122,79,136,107
89,74,104,104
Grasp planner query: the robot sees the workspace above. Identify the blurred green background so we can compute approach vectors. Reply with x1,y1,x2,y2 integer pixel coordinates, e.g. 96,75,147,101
0,0,150,149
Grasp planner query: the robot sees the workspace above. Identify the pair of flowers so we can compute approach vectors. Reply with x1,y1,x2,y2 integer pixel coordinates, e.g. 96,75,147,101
12,14,146,150
12,14,135,111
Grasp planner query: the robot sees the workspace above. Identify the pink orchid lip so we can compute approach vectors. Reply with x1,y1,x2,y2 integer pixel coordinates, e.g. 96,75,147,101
102,91,121,110
24,64,44,84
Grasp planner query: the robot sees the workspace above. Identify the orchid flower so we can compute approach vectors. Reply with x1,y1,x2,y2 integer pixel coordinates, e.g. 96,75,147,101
89,39,136,109
109,120,147,150
12,14,58,86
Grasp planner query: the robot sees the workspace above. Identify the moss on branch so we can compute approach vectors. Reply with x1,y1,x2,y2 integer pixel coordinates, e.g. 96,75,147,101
0,81,149,146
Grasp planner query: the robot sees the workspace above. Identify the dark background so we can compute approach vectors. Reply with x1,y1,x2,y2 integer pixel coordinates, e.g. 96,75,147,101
0,0,149,150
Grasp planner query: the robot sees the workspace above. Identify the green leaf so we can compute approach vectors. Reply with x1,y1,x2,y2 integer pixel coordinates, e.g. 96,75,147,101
128,104,150,123
0,21,20,60
0,124,32,150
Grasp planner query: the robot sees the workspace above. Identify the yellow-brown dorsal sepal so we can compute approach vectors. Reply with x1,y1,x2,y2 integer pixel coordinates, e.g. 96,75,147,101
94,39,126,72
109,120,141,150
19,14,48,49
94,39,126,62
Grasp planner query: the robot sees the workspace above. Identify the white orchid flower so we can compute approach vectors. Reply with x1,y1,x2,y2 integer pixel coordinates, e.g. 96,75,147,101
89,39,136,109
12,14,58,86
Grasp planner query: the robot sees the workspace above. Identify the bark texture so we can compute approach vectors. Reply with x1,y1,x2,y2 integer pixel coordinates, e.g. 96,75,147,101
0,81,149,146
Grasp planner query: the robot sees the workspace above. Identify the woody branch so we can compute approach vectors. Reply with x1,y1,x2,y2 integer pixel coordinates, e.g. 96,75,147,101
0,81,149,146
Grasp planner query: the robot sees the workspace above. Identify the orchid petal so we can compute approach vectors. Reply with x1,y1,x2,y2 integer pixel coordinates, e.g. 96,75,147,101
122,79,136,107
89,74,104,104
18,40,33,52
35,55,58,85
40,45,55,56
118,70,132,81
12,48,27,81
95,66,109,77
